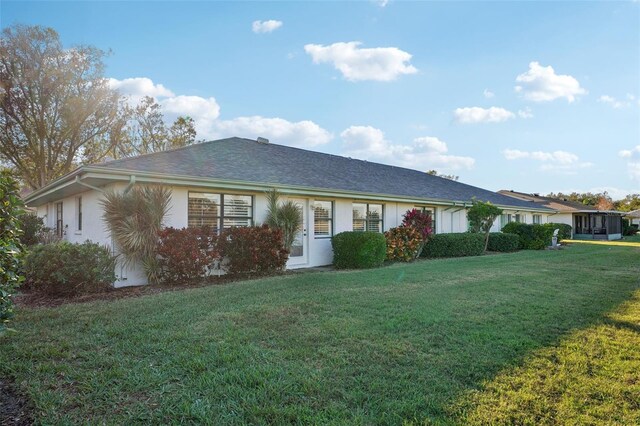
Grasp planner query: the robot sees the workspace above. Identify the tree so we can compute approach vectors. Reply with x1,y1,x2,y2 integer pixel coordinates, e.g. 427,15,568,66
0,25,122,189
614,194,640,212
595,195,614,211
427,170,459,181
467,199,503,252
107,97,197,159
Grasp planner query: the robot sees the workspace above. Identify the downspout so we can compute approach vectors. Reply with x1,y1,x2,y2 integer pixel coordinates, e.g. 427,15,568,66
123,175,136,194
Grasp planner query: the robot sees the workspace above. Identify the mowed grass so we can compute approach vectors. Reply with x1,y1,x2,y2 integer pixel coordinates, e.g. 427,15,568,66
1,244,639,424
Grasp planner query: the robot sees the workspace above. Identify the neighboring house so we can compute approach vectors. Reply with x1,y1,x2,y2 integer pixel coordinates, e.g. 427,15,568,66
25,137,553,287
498,190,624,241
625,209,640,227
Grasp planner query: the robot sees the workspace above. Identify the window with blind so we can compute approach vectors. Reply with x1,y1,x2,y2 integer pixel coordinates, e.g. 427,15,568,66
55,202,63,237
533,214,542,224
353,203,383,233
188,192,253,232
415,206,436,234
313,200,333,238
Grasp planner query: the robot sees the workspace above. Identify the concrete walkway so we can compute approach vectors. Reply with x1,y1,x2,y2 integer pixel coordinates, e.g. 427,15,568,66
562,239,640,247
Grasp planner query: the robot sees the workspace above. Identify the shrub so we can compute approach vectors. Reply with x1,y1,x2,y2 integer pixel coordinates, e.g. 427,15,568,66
1,171,25,334
501,222,541,249
544,223,572,240
18,213,45,246
24,241,116,296
156,227,220,285
421,233,484,258
502,222,572,250
401,208,433,257
467,199,503,252
332,231,387,269
487,232,520,252
218,225,289,276
385,226,423,262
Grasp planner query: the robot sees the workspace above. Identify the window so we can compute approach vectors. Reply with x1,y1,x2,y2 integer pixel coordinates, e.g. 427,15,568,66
533,214,541,224
415,206,436,234
500,214,513,228
515,214,522,223
353,203,383,233
76,197,83,231
313,200,333,238
188,192,253,232
55,202,63,237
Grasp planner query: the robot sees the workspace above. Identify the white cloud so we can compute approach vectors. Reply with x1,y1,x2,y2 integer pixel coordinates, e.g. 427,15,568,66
108,76,331,147
517,107,534,119
619,145,640,181
108,77,175,104
515,62,586,102
210,116,332,147
304,41,418,82
453,107,515,124
483,89,495,98
503,148,592,174
376,0,390,7
252,20,283,34
341,126,474,170
599,94,635,109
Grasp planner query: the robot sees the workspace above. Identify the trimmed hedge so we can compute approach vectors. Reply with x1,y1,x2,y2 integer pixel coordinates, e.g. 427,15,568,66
546,223,572,240
156,226,220,284
421,233,484,258
502,222,573,250
332,231,387,269
218,225,289,276
24,241,116,296
487,232,520,252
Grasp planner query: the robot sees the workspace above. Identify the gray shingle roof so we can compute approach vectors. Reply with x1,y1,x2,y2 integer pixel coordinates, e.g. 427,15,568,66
95,137,549,210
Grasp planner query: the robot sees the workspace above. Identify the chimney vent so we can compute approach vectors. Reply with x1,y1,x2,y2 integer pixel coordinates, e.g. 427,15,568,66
257,137,269,144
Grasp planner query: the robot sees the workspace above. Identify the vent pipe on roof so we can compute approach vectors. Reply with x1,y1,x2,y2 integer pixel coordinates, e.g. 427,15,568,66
257,137,269,144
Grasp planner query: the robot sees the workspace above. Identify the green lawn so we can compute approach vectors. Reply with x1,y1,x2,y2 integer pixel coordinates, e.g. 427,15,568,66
2,244,639,424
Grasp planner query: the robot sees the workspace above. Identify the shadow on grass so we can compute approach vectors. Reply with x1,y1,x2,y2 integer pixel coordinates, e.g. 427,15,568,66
1,245,639,424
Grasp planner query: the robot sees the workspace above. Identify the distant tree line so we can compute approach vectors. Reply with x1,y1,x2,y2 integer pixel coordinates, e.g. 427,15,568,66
0,24,197,190
546,192,640,212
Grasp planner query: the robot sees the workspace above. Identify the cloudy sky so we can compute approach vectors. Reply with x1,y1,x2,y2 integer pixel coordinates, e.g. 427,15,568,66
4,1,639,198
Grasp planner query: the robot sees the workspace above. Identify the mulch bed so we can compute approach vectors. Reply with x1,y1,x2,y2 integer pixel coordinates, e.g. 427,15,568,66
13,270,304,309
0,379,32,426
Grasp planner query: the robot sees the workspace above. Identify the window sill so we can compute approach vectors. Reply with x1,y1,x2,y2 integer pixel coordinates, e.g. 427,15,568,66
314,236,332,239
74,231,82,235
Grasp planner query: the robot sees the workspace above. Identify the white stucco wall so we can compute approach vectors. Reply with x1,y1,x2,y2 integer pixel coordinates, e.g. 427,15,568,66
33,184,551,287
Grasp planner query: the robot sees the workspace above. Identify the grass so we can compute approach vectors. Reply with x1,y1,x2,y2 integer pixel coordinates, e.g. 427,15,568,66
2,244,639,424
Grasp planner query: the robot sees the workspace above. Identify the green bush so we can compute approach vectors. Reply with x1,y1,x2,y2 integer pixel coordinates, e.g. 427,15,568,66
1,171,25,334
487,232,520,252
332,231,387,269
24,241,117,297
502,222,572,250
18,213,45,246
545,223,572,240
421,233,484,258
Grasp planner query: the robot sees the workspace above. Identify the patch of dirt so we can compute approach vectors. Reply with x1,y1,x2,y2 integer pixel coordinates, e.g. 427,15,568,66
0,379,33,426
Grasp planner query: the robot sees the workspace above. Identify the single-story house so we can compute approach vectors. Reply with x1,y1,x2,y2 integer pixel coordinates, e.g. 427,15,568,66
498,190,624,240
25,137,554,287
625,209,640,227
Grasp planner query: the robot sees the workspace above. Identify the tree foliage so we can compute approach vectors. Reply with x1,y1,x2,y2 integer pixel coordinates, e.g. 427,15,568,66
0,24,123,189
427,170,459,181
467,199,503,252
0,170,24,334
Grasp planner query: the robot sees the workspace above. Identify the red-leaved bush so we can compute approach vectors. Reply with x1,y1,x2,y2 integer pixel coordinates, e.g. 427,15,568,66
384,226,424,262
402,208,433,240
156,226,219,284
218,225,289,275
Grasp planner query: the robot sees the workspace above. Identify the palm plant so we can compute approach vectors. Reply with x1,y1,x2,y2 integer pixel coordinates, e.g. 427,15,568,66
265,189,302,253
100,186,171,284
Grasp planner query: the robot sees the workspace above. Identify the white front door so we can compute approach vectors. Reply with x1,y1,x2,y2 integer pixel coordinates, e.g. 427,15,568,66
287,198,308,268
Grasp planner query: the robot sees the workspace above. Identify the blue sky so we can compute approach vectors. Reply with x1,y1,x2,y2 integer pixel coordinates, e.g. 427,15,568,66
3,1,640,198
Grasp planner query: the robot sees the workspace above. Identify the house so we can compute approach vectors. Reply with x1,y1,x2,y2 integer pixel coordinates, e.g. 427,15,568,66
625,209,640,227
25,137,553,287
498,190,624,240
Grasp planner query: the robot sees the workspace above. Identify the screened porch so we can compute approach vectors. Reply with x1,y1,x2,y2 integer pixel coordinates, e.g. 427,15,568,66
573,213,623,240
